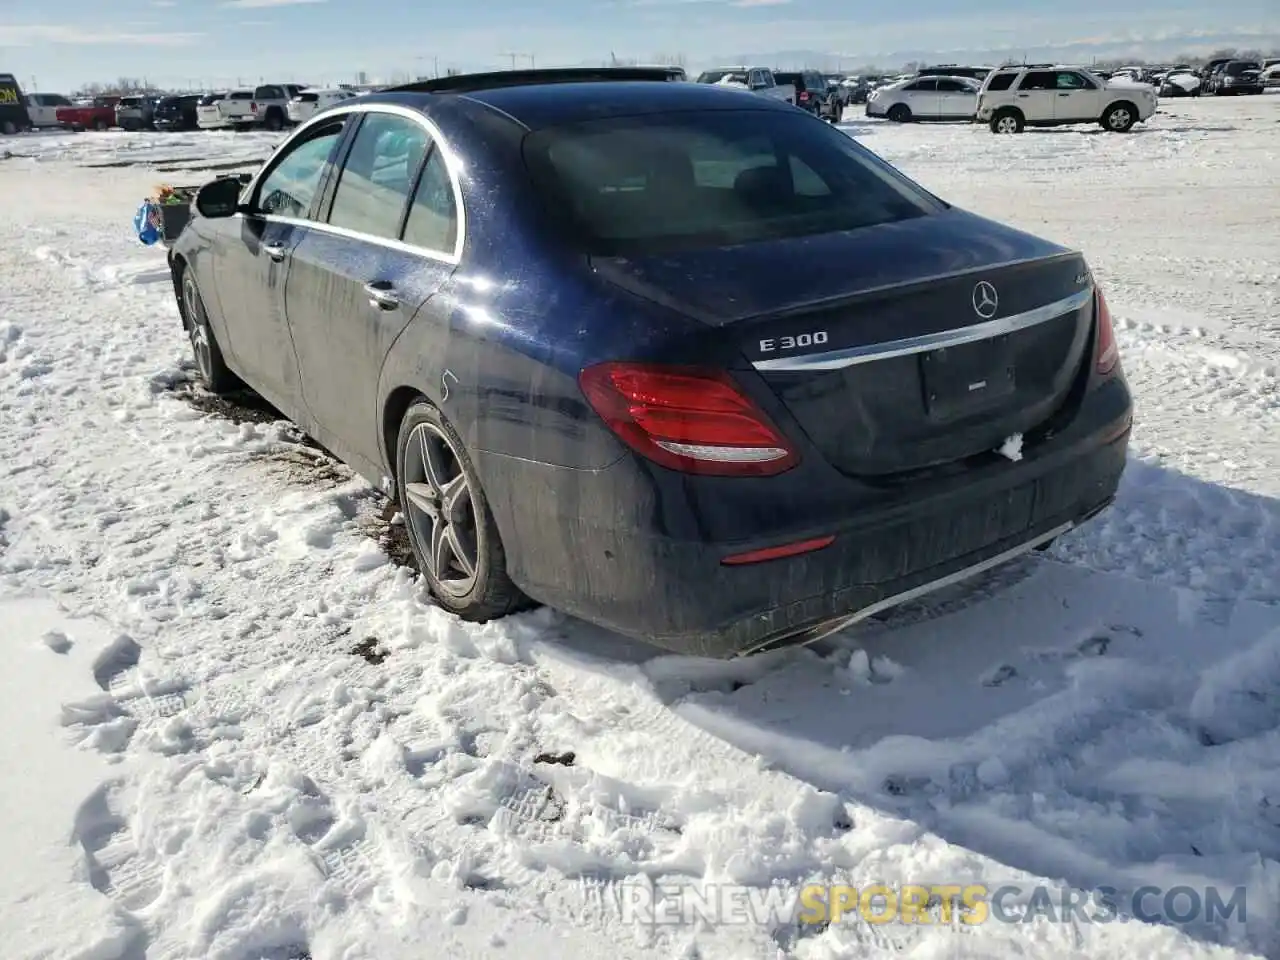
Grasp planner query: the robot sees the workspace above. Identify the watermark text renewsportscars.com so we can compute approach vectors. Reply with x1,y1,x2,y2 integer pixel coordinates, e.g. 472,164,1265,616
588,877,1248,928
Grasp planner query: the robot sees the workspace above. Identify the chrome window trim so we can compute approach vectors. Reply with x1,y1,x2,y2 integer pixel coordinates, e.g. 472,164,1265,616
238,101,466,266
751,286,1093,372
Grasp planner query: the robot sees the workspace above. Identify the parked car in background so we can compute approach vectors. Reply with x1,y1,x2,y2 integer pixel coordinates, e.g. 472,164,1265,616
56,96,120,131
170,67,1130,658
115,95,157,131
25,92,72,128
1199,58,1233,91
239,83,305,130
695,67,795,104
866,75,981,122
154,94,202,131
773,70,828,115
0,74,34,134
1160,69,1202,97
195,93,231,129
1211,60,1264,95
977,65,1156,133
915,64,993,82
287,87,360,125
199,90,253,129
1263,64,1280,89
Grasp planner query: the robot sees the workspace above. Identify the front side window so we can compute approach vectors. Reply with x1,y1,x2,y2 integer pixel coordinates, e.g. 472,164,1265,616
327,112,431,240
1056,72,1094,90
523,109,944,256
255,120,347,218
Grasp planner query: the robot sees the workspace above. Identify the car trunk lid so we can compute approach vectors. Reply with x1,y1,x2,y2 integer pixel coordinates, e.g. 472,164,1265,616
590,210,1096,477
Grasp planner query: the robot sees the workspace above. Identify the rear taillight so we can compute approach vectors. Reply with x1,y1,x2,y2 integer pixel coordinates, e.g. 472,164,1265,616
799,91,810,102
250,101,258,112
1094,286,1119,375
578,362,799,477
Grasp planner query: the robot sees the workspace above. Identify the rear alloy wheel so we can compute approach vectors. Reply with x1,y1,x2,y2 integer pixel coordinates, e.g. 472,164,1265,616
180,269,240,394
396,402,527,621
991,110,1024,134
886,104,912,123
0,120,15,135
1103,103,1136,132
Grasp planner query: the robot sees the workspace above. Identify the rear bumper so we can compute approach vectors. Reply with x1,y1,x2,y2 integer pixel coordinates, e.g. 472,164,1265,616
478,376,1133,658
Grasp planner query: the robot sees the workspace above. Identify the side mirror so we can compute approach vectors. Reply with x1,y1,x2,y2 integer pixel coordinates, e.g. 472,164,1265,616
194,176,244,219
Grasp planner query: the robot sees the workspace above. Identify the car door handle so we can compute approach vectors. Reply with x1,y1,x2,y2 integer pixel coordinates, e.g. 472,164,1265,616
1017,93,1030,98
363,282,400,310
263,242,286,262
1058,92,1071,97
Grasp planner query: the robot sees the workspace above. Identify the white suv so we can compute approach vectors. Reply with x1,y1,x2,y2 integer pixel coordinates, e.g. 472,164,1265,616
976,65,1157,134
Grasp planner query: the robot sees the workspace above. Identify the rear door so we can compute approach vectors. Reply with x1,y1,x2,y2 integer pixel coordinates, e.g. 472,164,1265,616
1012,70,1056,121
212,115,351,408
285,109,460,465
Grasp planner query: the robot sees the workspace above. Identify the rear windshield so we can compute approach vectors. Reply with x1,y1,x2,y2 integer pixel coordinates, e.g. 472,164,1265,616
1226,62,1259,74
298,92,320,102
522,109,944,256
119,97,144,106
199,94,225,105
228,91,253,99
157,97,180,107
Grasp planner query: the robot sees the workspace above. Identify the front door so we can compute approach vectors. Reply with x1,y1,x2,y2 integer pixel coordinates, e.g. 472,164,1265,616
213,116,350,409
1052,71,1102,122
286,110,461,469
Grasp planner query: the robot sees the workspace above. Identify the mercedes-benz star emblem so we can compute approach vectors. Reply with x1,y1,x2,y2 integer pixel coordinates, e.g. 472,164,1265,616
972,281,999,319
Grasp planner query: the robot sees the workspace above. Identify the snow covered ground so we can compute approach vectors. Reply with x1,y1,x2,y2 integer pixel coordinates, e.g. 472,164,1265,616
1,93,1279,960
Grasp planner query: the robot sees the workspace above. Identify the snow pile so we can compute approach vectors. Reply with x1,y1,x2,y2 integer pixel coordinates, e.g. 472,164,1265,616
1,94,1279,959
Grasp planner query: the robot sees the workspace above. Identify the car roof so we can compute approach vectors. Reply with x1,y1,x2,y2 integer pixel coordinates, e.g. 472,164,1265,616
358,81,797,131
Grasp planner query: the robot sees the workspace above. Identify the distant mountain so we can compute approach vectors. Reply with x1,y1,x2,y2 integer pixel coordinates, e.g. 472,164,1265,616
702,32,1280,72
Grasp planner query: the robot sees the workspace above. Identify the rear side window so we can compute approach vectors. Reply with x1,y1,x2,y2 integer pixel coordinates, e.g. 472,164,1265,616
523,109,944,256
229,91,253,100
327,113,430,240
985,73,1016,91
402,149,459,254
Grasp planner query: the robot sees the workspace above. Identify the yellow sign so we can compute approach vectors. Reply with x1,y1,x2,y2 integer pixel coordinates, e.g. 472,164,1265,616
0,87,20,106
798,884,990,925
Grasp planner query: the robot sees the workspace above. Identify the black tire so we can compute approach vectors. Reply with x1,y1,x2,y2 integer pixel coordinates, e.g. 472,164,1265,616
179,266,241,394
0,120,15,136
395,401,529,621
886,103,912,123
1102,102,1136,132
990,109,1024,134
264,109,284,132
94,118,108,131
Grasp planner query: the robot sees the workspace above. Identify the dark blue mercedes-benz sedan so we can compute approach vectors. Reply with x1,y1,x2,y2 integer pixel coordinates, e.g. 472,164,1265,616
169,68,1132,658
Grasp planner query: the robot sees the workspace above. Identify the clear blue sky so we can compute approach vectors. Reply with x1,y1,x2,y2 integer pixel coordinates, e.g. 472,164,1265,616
3,0,1278,92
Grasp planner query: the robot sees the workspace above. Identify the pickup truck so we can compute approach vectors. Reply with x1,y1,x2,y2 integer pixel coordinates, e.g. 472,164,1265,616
115,95,157,131
694,67,795,104
0,74,33,134
56,96,121,131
